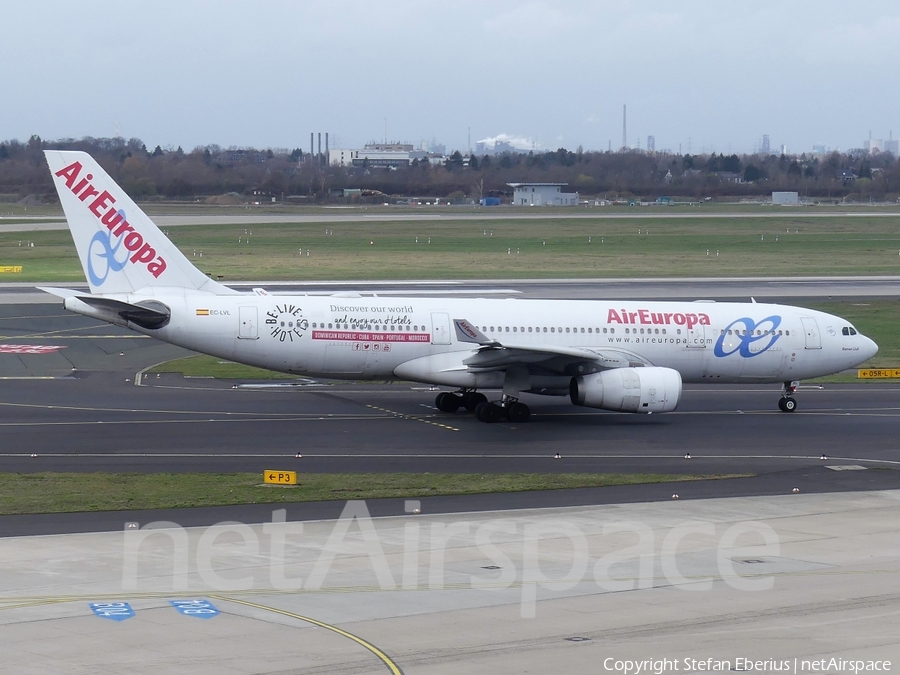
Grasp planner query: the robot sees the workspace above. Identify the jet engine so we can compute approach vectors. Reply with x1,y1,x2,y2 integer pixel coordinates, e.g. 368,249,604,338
569,367,682,413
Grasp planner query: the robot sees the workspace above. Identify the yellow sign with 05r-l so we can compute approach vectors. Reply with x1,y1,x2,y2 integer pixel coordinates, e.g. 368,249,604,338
858,369,900,379
264,470,297,485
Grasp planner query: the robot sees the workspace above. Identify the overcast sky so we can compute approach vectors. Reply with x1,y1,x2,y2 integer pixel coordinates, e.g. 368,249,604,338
4,1,899,155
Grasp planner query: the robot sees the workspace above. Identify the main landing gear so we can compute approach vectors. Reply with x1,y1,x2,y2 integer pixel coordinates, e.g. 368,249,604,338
435,390,487,413
434,391,530,423
778,381,799,413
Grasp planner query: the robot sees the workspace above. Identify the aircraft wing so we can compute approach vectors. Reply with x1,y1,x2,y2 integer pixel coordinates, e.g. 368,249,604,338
453,318,651,374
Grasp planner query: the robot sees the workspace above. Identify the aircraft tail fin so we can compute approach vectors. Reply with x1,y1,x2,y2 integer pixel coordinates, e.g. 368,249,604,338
44,150,233,295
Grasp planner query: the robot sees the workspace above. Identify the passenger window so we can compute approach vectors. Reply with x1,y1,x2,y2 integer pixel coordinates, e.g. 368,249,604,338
551,327,555,333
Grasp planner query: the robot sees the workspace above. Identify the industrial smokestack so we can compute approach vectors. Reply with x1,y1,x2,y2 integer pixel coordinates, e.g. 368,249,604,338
325,132,329,161
310,133,314,161
317,133,322,164
622,104,627,151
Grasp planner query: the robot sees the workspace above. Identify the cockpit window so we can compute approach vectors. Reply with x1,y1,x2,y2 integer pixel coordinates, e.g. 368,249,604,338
842,326,858,336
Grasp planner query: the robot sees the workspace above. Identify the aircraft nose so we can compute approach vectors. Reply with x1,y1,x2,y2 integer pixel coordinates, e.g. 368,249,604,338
862,335,879,361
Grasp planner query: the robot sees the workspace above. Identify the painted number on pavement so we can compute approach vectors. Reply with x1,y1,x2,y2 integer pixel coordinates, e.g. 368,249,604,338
89,602,135,621
170,599,220,619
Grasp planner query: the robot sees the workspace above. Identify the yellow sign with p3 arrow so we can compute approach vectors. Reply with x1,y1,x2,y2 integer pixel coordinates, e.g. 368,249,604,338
264,470,297,485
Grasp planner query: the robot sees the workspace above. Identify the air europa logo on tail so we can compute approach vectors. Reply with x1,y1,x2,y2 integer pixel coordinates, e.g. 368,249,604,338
54,161,167,282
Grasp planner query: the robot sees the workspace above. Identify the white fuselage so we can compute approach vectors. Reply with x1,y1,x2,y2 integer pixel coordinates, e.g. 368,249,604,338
90,293,877,392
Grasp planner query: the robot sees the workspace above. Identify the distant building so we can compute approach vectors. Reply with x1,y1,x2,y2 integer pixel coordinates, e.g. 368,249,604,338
772,191,799,205
716,172,743,183
761,134,770,154
864,137,883,154
328,143,427,169
476,139,521,155
647,135,655,152
329,148,358,167
885,139,899,156
508,183,579,206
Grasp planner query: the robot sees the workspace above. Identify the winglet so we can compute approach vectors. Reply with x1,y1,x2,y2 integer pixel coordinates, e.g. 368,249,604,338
453,318,497,346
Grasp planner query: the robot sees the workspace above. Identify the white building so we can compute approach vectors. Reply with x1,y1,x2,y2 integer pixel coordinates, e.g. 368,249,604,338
864,138,884,154
508,183,579,206
772,191,799,205
330,143,428,168
329,149,358,167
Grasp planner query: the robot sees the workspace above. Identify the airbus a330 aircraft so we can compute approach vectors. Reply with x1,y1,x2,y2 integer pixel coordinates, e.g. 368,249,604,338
42,150,878,423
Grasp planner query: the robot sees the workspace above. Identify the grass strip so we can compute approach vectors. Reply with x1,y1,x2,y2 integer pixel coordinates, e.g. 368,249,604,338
5,214,900,281
0,472,751,515
147,355,298,379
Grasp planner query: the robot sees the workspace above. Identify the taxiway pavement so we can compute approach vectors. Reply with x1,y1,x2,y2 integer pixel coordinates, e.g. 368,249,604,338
1,491,897,674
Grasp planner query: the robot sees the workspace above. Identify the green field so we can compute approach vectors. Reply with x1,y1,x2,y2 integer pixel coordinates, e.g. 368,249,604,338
0,472,749,515
3,213,900,281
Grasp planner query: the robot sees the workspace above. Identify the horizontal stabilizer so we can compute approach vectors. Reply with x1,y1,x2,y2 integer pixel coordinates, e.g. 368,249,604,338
39,287,171,329
74,296,171,329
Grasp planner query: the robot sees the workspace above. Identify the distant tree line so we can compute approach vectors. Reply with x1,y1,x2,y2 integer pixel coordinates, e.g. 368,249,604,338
2,135,900,203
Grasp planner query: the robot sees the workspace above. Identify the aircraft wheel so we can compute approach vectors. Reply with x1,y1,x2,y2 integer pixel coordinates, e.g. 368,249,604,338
435,392,461,413
780,397,797,413
475,401,502,423
507,402,531,423
464,392,487,412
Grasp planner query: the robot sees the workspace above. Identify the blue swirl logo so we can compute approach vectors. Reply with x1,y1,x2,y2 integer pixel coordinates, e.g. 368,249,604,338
87,210,130,286
714,315,782,358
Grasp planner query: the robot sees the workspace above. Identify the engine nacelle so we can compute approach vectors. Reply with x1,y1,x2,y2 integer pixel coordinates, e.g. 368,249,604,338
569,367,682,413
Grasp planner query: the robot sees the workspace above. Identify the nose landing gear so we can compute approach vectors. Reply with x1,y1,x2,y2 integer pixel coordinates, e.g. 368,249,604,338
778,381,799,412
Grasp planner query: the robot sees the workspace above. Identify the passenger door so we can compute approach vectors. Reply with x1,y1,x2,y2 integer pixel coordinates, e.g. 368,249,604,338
801,316,821,349
238,306,258,339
